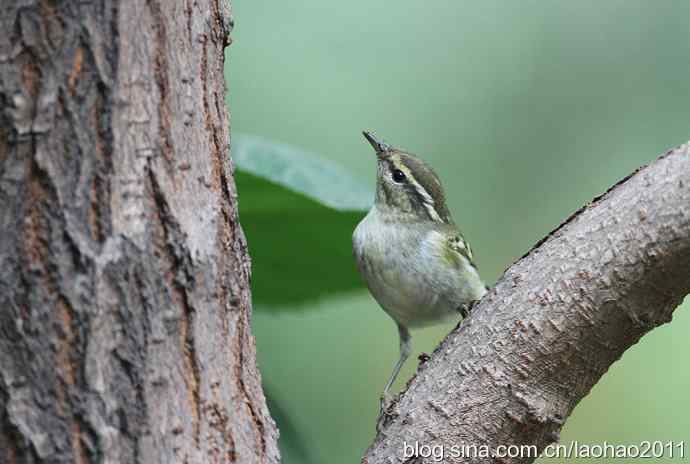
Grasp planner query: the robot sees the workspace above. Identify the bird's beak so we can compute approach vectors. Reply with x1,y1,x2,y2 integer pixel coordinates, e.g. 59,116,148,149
363,131,393,156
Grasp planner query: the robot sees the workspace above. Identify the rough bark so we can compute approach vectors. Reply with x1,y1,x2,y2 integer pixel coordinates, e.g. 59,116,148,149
364,144,690,463
0,2,279,463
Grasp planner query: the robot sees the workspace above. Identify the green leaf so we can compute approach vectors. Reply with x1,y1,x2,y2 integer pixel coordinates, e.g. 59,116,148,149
232,134,374,309
233,134,373,211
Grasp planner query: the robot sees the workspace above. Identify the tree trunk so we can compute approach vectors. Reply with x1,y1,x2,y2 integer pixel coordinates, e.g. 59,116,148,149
0,2,279,463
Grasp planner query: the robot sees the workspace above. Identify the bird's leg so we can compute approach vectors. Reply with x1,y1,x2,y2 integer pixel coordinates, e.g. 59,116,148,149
377,323,411,433
458,303,470,319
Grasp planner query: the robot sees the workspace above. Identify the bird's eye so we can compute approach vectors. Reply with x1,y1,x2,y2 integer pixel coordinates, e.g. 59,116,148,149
392,169,406,183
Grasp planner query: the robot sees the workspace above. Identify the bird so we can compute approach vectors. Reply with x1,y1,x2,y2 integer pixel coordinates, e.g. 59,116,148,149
352,131,487,431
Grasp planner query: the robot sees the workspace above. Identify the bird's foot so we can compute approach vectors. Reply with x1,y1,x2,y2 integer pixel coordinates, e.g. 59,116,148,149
376,393,394,433
458,299,480,319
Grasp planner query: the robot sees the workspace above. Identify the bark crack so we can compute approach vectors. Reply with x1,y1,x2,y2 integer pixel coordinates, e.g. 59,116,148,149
56,297,88,464
148,0,175,172
146,166,201,444
236,314,267,459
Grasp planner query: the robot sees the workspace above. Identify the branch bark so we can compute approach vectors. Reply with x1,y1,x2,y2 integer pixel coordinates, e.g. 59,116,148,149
363,144,690,463
0,2,279,463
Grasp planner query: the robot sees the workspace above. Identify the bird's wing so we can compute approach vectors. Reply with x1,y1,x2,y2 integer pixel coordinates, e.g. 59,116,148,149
440,224,478,269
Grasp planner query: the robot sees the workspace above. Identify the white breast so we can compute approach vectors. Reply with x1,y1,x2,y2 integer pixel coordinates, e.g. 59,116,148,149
353,210,464,328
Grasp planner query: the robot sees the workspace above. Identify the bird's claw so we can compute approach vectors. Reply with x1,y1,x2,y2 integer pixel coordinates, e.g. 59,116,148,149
458,299,480,319
376,393,394,433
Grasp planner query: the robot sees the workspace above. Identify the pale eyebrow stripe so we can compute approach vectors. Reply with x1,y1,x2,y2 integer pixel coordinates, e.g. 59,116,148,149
390,158,444,223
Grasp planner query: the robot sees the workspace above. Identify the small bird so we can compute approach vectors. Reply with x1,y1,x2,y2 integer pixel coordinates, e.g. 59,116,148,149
352,131,487,430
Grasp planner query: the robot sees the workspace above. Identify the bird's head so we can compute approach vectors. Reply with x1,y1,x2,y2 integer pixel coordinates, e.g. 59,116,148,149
362,131,452,224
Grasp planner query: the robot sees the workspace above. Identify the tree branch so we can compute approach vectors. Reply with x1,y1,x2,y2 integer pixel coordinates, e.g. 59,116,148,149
363,143,690,463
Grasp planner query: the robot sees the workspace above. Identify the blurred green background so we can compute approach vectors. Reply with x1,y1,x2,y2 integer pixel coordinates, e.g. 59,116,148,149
226,1,690,462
